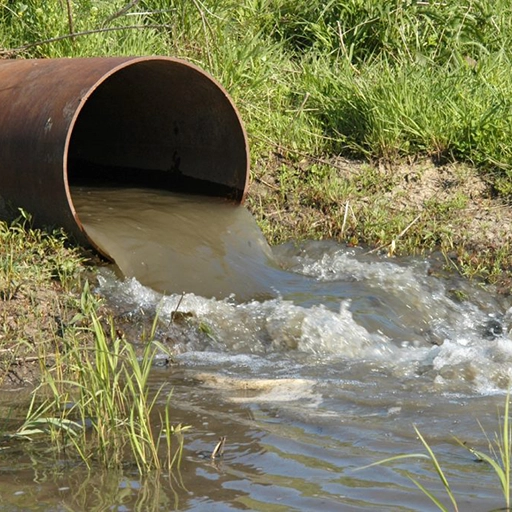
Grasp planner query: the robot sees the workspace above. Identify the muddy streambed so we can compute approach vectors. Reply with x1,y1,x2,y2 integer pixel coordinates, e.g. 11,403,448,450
2,187,512,511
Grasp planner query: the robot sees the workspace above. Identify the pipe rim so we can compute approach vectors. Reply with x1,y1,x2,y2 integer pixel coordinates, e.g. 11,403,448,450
61,55,250,252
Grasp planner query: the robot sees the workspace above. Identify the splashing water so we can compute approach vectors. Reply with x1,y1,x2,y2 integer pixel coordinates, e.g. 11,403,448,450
5,185,512,512
72,186,512,395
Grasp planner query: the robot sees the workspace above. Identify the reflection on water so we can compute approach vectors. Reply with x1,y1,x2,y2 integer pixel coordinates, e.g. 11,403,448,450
3,187,512,511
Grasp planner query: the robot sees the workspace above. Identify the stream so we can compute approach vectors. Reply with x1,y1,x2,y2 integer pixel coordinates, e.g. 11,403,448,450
2,186,512,511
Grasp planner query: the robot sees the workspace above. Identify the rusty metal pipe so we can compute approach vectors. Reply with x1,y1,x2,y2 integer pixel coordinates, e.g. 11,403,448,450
0,56,249,253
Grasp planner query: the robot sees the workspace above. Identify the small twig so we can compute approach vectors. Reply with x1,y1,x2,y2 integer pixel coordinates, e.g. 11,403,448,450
102,0,141,26
350,204,357,225
125,9,176,16
170,292,185,324
0,24,172,56
367,212,422,255
254,176,280,191
340,201,350,237
294,92,310,120
6,355,56,365
65,0,75,40
396,212,422,240
252,133,360,175
211,436,226,459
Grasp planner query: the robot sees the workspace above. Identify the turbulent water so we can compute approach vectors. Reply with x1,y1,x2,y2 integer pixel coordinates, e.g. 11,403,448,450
3,186,512,511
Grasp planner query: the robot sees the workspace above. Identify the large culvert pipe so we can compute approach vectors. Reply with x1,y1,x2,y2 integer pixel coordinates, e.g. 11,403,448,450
0,56,249,254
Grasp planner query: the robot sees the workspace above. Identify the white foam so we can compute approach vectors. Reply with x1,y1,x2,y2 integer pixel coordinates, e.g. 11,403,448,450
95,241,512,395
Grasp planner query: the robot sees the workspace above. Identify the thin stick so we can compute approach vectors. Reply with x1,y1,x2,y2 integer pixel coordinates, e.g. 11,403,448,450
254,176,280,191
367,212,422,255
340,201,350,237
396,212,422,239
65,0,75,40
294,92,310,120
0,25,172,56
252,133,361,175
170,292,185,324
102,0,142,26
211,436,226,459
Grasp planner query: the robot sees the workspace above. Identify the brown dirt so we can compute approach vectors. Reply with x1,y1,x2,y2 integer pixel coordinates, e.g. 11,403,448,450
0,280,84,390
247,154,512,291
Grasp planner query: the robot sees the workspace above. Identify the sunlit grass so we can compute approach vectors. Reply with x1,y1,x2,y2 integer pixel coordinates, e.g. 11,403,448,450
14,301,188,474
0,211,188,473
3,0,512,178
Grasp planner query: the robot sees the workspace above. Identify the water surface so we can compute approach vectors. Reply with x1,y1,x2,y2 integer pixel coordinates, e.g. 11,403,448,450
2,187,512,511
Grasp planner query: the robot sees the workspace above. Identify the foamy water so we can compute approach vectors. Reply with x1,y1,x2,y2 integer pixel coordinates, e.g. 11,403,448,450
67,186,512,511
89,227,512,396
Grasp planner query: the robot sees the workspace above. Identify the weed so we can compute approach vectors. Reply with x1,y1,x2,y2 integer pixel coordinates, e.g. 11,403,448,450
14,304,189,474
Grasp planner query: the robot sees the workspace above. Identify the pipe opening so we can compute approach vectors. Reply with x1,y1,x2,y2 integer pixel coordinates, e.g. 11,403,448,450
67,59,248,202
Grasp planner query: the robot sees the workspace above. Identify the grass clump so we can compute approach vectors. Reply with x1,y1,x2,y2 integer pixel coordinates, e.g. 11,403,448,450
15,303,188,474
3,1,512,173
4,0,512,175
0,213,187,473
0,211,91,388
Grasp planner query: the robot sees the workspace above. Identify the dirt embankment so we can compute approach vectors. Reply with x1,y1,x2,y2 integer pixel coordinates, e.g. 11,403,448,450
248,155,512,292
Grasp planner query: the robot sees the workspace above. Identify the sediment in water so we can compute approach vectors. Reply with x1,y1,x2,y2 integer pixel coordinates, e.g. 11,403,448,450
71,186,285,301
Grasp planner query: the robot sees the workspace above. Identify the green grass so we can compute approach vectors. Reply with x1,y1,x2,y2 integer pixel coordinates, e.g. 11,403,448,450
3,1,512,177
0,214,187,473
0,211,90,386
1,1,509,175
15,303,188,474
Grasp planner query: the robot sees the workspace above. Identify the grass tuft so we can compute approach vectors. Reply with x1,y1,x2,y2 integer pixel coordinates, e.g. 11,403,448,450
13,300,188,474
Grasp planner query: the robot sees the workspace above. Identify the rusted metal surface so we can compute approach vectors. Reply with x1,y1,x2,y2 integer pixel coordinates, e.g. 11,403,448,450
0,56,249,253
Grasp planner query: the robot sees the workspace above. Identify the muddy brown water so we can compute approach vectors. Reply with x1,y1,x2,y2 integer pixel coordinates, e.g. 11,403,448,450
2,186,512,511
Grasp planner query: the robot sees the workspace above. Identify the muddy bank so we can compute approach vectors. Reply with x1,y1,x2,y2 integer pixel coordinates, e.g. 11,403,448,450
248,155,512,291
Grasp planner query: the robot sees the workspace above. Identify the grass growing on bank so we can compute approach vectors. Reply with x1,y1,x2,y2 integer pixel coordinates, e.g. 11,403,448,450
0,211,90,388
2,1,512,281
0,215,187,473
16,303,188,473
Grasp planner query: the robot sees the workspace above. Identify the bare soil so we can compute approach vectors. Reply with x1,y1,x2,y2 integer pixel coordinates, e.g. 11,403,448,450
248,155,512,291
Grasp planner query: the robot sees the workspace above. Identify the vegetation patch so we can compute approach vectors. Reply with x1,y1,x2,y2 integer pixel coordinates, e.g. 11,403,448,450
0,212,93,388
0,214,188,471
248,155,512,287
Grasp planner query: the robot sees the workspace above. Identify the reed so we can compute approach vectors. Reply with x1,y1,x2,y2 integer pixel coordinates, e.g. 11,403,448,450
14,296,188,474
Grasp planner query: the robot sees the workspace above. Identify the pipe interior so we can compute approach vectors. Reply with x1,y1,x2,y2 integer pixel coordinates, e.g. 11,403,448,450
67,60,247,201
